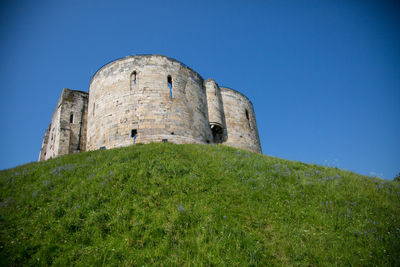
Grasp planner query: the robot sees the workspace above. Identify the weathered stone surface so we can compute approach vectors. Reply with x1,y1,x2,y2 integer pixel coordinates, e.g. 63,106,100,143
220,87,261,153
39,89,88,161
39,54,261,161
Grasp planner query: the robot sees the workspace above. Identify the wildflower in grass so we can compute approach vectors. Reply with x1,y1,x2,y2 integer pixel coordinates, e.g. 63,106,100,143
32,190,39,198
345,208,352,218
223,215,227,219
177,204,185,213
193,174,197,179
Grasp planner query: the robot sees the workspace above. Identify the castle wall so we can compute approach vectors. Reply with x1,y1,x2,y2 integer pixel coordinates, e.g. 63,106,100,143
38,89,88,161
39,55,262,161
220,87,262,153
39,124,51,161
87,55,213,151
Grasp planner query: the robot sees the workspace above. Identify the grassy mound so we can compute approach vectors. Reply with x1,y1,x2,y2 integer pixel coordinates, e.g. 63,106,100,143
0,143,399,265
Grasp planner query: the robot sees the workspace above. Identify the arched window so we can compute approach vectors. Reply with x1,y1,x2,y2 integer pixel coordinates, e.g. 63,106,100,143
167,75,172,98
130,71,137,89
70,114,74,123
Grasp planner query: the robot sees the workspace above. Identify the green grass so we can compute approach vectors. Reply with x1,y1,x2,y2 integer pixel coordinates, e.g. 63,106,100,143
0,143,399,266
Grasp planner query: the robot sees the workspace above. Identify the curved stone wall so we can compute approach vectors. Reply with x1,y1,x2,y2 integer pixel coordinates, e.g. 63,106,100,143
40,54,263,161
220,87,262,153
87,55,213,151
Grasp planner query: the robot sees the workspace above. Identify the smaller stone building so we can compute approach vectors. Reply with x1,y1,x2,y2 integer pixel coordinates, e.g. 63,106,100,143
39,89,88,161
39,55,261,161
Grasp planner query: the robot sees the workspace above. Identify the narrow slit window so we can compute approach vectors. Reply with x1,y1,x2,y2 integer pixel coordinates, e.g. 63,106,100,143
245,109,252,129
70,114,74,123
131,71,137,86
167,75,172,98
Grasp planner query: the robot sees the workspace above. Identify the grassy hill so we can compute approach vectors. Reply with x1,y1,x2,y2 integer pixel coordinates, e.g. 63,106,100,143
0,143,399,266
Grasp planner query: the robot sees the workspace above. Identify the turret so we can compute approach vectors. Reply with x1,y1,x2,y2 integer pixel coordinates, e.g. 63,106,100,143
205,79,226,143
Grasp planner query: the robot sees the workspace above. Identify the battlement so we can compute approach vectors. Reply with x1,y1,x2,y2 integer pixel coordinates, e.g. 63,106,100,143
39,55,261,161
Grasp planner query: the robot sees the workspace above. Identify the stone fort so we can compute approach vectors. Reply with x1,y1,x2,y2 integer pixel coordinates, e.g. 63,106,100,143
39,55,261,161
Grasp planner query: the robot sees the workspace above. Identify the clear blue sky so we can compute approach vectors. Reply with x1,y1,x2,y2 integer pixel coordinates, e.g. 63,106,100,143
0,0,399,179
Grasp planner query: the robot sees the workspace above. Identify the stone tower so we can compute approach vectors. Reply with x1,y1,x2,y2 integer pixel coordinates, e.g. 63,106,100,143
39,89,88,161
39,54,261,161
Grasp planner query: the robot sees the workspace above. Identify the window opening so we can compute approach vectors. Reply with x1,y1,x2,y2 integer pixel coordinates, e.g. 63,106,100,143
245,109,251,129
167,75,172,98
70,114,74,123
131,71,137,89
131,129,138,144
210,124,224,143
162,139,168,143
